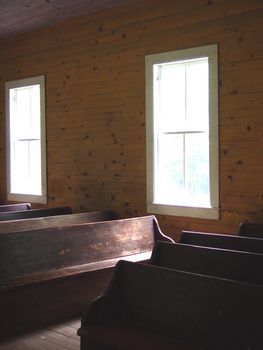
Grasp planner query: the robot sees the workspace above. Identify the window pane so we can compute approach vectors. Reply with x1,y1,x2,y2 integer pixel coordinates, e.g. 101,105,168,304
186,60,208,130
154,58,211,207
155,134,184,205
8,82,43,196
158,64,185,132
14,85,41,140
28,140,42,195
6,75,46,203
11,140,42,195
185,133,210,206
155,133,210,207
11,140,29,193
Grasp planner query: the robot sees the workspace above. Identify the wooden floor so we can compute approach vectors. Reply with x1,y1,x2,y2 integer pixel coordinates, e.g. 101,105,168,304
0,318,80,350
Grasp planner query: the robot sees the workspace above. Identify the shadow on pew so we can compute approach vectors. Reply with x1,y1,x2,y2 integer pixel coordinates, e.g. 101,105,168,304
78,260,263,350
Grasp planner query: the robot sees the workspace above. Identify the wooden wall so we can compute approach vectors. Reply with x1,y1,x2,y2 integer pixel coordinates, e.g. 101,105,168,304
0,0,263,240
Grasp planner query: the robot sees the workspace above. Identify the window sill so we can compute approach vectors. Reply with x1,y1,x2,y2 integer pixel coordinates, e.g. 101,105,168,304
147,203,219,220
8,193,47,205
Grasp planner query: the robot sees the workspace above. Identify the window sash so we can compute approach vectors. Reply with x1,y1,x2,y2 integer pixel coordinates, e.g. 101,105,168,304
154,131,210,208
6,76,47,204
155,58,209,134
146,45,219,219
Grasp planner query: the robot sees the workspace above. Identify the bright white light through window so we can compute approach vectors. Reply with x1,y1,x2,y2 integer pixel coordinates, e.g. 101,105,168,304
146,45,219,219
6,76,47,203
154,58,209,207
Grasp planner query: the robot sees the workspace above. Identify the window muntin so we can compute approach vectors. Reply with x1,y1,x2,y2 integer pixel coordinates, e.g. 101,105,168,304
146,45,219,219
6,76,47,204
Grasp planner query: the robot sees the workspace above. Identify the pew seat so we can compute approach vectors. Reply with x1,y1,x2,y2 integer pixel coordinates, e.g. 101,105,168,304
78,260,263,350
0,215,173,337
0,206,72,221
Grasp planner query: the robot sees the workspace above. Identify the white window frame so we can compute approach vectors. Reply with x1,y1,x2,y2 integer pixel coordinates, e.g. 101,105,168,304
5,75,47,204
145,44,219,220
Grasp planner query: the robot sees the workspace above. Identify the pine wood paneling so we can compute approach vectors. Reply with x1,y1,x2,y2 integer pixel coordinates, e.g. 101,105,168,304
0,0,136,39
0,0,263,238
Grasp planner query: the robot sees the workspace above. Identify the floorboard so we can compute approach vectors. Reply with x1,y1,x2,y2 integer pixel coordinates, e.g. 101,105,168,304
0,318,80,350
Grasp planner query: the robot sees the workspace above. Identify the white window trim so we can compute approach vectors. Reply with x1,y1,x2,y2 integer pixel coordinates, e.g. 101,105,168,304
5,75,47,204
145,45,219,220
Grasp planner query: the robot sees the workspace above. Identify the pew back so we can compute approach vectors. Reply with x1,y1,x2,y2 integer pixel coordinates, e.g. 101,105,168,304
0,203,31,212
180,230,263,254
238,222,263,239
0,206,72,221
0,215,172,284
79,261,263,350
0,210,117,234
151,241,263,285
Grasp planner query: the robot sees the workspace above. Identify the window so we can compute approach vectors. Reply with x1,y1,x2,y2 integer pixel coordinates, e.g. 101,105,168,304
6,76,47,204
145,45,219,219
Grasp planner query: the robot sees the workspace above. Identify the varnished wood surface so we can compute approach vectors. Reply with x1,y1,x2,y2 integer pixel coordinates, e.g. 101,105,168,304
0,215,171,282
0,0,136,39
0,215,167,337
1,251,151,290
0,210,117,234
180,230,263,254
79,260,263,349
0,318,80,350
0,207,72,221
151,241,263,285
238,222,263,239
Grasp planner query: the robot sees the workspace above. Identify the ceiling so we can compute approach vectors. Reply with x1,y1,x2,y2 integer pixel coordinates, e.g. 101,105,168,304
0,0,135,40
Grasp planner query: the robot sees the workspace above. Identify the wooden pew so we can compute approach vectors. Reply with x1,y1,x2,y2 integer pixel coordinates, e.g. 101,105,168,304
0,202,31,212
0,206,72,221
0,210,117,234
78,260,263,350
0,215,173,337
150,241,263,285
180,230,263,254
238,222,263,239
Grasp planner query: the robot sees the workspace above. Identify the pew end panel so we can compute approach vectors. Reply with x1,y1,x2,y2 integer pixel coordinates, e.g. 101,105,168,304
79,260,263,350
151,215,174,243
